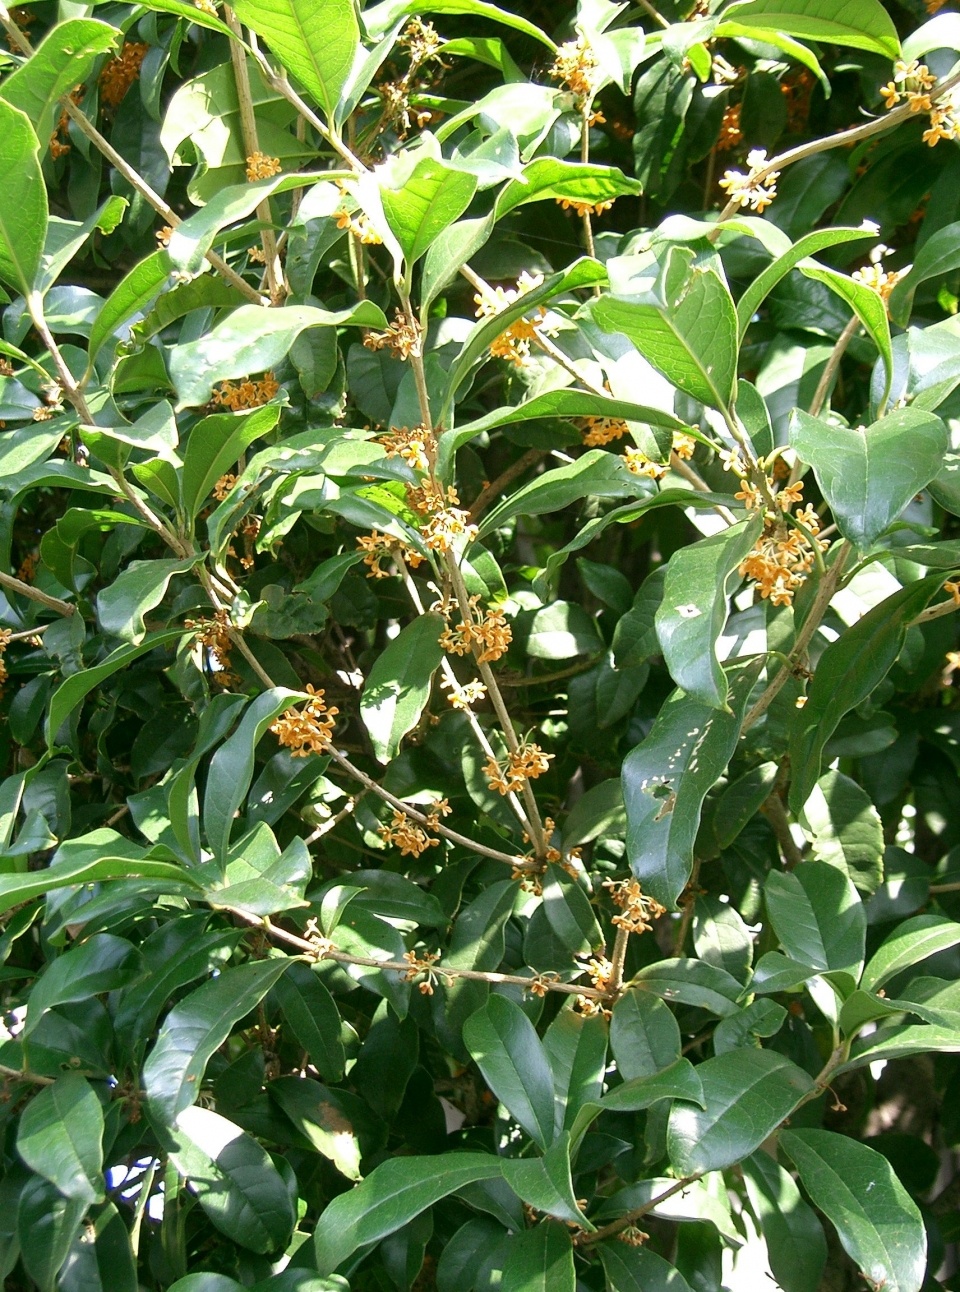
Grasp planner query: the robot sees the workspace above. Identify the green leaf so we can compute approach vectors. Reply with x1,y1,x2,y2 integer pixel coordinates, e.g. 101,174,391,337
360,613,444,764
0,19,117,146
46,628,184,746
272,960,345,1083
656,517,762,710
742,1150,827,1292
790,408,947,553
798,265,892,401
599,1058,705,1112
268,1075,368,1180
501,1223,574,1292
202,688,302,860
86,250,171,368
599,1240,696,1292
16,1073,104,1204
364,0,555,51
888,220,960,326
501,1134,590,1227
166,1105,296,1254
801,770,883,896
693,896,754,983
780,1129,925,1292
0,101,47,296
0,847,198,919
231,0,359,124
543,1009,607,1135
379,153,478,265
610,989,681,1079
182,404,281,526
667,1049,812,1175
169,301,386,408
623,663,762,909
313,1153,503,1275
861,913,960,993
169,173,328,277
137,0,234,33
524,601,604,660
440,258,607,420
765,861,865,977
713,998,786,1053
437,390,685,483
464,995,556,1148
713,760,779,849
736,226,879,337
721,0,900,58
143,958,290,1127
838,1023,960,1072
98,557,199,644
18,1175,85,1292
591,245,739,414
788,577,943,809
478,450,651,540
632,958,744,1017
58,1201,138,1292
25,933,141,1037
541,864,603,955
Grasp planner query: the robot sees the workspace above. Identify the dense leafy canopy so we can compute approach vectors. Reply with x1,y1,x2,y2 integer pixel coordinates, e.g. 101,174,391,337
0,0,959,1288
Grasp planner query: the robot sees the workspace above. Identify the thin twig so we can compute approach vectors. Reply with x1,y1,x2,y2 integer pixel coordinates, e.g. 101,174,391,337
808,315,861,420
0,572,74,617
578,1175,703,1246
0,1062,54,1085
763,792,804,869
469,449,545,521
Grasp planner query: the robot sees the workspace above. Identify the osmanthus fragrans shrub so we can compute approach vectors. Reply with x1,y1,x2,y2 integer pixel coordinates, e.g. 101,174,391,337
5,0,960,1287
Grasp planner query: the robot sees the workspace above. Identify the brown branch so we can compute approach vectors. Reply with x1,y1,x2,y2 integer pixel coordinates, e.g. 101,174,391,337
468,449,545,521
0,572,74,617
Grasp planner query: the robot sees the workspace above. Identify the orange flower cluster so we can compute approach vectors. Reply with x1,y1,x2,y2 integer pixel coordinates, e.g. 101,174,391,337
378,797,451,857
0,629,12,689
156,225,174,247
719,149,779,212
422,508,478,552
49,87,84,160
852,256,908,313
100,43,148,108
781,69,814,133
672,432,696,459
483,743,552,796
738,480,826,607
245,152,282,181
363,310,422,360
406,479,460,516
474,272,545,367
581,417,629,447
604,877,666,934
927,0,948,11
212,372,279,410
574,954,613,1015
271,686,339,757
439,674,487,710
335,206,383,245
400,949,443,995
556,197,615,219
212,473,237,502
881,59,936,111
186,609,239,687
194,0,218,14
622,447,666,480
439,597,512,663
356,529,425,579
378,425,436,474
549,34,600,100
716,102,743,152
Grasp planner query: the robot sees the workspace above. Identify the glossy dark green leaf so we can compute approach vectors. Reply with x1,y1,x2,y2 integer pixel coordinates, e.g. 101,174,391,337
25,934,141,1037
742,1150,827,1292
166,1105,295,1254
181,404,281,525
58,1202,138,1292
599,1241,695,1292
591,245,739,414
861,913,960,993
98,557,198,644
543,1008,607,1135
610,989,681,1079
143,958,290,1127
724,0,900,57
632,958,744,1017
313,1153,502,1274
500,1222,574,1292
360,612,444,763
781,1129,925,1292
788,577,943,810
0,101,47,296
801,770,883,896
599,1058,704,1112
272,960,344,1083
464,995,555,1148
713,761,778,849
765,862,865,976
667,1049,812,1175
623,662,762,909
16,1074,104,1204
790,408,947,552
0,19,117,147
656,517,762,709
380,154,478,265
17,1174,85,1292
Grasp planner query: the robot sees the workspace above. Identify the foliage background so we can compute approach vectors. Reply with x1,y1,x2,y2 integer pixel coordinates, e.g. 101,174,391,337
1,0,960,1289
